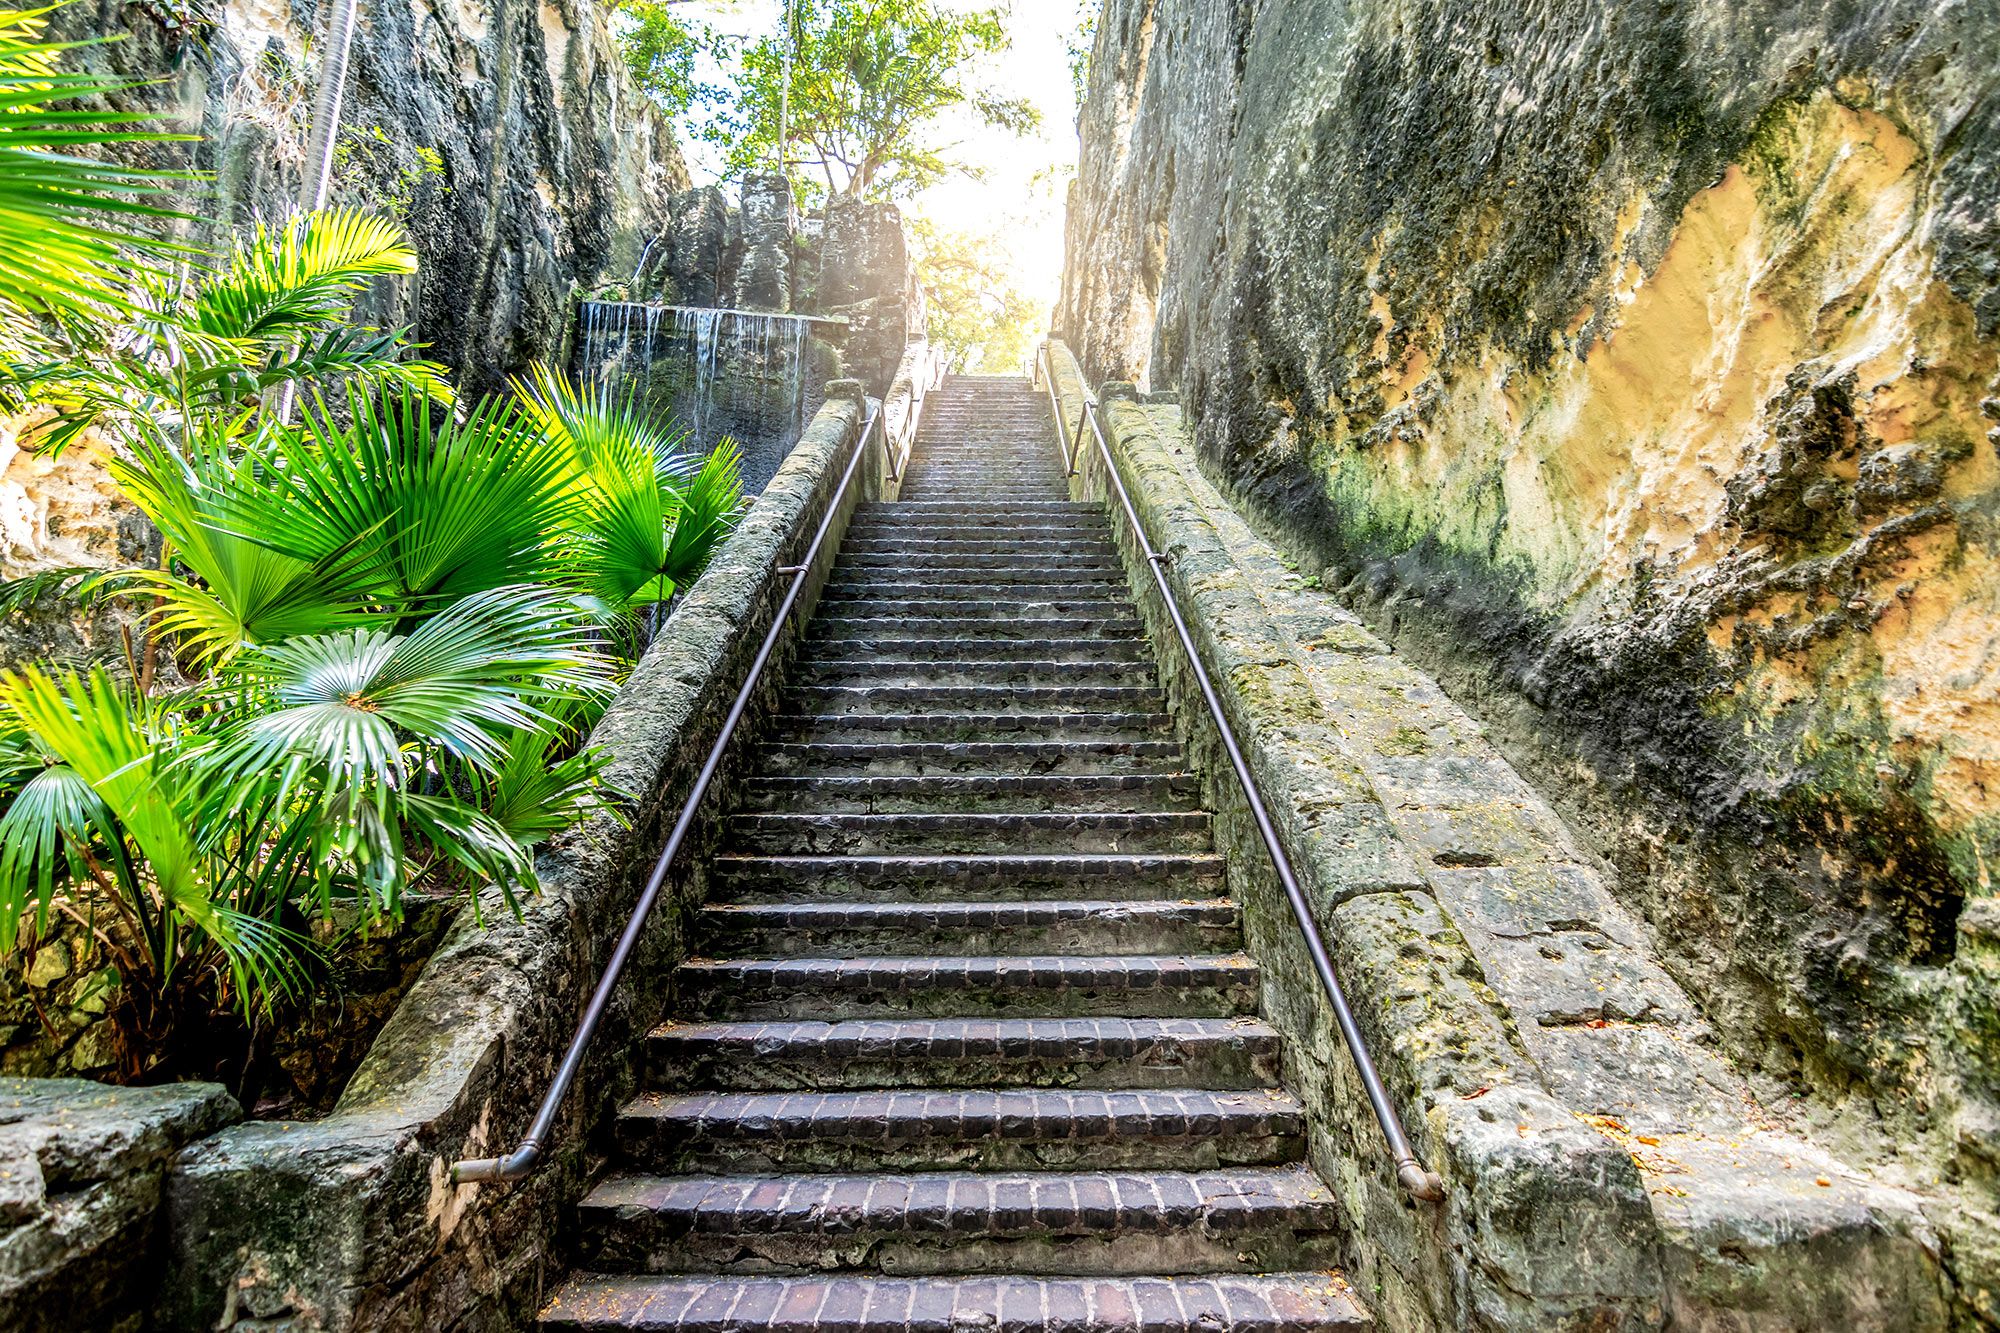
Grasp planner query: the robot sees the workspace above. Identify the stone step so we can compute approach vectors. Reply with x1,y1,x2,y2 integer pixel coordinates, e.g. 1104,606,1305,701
840,538,1118,558
755,739,1184,777
798,660,1157,690
609,1088,1304,1173
809,600,1137,624
769,713,1173,746
809,616,1144,641
737,774,1199,816
676,954,1261,1020
783,686,1164,717
725,811,1213,856
645,1016,1283,1091
572,1165,1339,1275
709,853,1228,904
539,1272,1372,1332
830,559,1125,580
798,637,1152,664
696,899,1241,957
843,520,1110,540
859,501,1096,517
819,580,1130,602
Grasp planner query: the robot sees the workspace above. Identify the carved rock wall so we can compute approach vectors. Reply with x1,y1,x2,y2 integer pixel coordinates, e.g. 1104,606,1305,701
1061,0,2000,1319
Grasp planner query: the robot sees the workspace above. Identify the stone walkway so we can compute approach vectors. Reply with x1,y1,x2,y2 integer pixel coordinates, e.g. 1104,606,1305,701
539,376,1371,1329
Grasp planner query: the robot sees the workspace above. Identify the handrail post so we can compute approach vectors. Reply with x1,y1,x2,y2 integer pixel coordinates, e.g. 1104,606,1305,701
451,396,882,1187
1047,341,1445,1204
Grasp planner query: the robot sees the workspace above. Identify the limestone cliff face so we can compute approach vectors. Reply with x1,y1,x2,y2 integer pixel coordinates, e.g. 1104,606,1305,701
62,0,687,391
1062,0,1999,1292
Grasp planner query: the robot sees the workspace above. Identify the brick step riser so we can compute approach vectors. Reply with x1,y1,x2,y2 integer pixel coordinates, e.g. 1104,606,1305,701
538,1272,1373,1333
694,904,1240,958
645,1022,1282,1092
831,561,1126,580
796,664,1158,690
677,977,1260,1022
839,540,1118,556
768,718,1175,746
792,639,1152,664
575,1221,1340,1281
737,781,1202,816
609,1127,1302,1176
808,619,1145,642
782,688,1166,717
710,854,1226,904
724,820,1214,857
754,742,1183,777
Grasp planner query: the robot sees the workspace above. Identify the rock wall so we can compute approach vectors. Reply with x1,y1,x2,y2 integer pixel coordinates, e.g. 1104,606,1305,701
63,0,687,394
1060,0,2000,1316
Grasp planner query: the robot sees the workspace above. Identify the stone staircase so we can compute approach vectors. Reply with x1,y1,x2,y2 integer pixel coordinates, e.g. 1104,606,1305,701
541,375,1371,1331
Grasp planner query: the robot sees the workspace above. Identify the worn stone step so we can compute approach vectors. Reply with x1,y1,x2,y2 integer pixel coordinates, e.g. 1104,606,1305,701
831,560,1125,581
610,1087,1303,1173
539,1271,1372,1332
820,581,1130,604
810,597,1134,621
798,660,1157,690
646,1016,1283,1091
738,774,1199,816
783,686,1164,717
844,521,1111,542
810,616,1144,641
573,1165,1339,1276
697,899,1241,958
710,853,1228,904
769,713,1173,746
755,739,1184,777
863,501,1094,517
841,538,1119,558
726,811,1213,856
798,637,1151,664
678,953,1261,1020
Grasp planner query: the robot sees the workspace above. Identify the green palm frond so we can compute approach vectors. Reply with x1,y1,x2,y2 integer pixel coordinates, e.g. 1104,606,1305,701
214,584,614,798
0,8,196,333
106,432,390,664
512,363,745,611
194,209,417,343
263,387,576,611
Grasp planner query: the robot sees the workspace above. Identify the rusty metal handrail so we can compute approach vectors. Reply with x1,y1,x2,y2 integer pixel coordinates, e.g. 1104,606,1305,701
452,397,883,1186
1035,342,1445,1203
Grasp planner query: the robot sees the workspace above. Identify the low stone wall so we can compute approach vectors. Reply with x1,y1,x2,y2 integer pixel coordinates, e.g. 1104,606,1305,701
157,387,877,1332
1,1079,238,1333
1044,343,1958,1330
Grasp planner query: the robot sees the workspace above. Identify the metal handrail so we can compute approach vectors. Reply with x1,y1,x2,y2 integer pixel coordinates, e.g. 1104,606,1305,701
1035,344,1085,477
452,398,883,1185
1035,342,1445,1203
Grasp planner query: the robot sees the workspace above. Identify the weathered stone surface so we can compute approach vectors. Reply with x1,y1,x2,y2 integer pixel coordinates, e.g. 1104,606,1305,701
811,197,925,394
1062,0,1998,1317
0,1079,238,1333
731,173,796,312
1048,345,1954,1328
158,390,874,1333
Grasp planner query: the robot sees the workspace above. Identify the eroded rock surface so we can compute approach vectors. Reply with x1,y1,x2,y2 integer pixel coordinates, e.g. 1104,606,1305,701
1060,4,1998,1322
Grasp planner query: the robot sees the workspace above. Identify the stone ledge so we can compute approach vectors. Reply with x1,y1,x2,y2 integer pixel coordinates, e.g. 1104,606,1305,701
1,1078,238,1333
159,390,874,1333
1049,342,1948,1331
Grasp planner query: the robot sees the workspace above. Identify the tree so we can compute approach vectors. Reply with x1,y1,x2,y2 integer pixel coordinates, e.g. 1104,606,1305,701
706,0,1039,204
911,217,1042,373
614,0,731,120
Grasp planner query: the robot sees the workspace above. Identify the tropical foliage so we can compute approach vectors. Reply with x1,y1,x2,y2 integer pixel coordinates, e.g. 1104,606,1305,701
0,28,745,1083
627,0,1038,206
910,217,1042,373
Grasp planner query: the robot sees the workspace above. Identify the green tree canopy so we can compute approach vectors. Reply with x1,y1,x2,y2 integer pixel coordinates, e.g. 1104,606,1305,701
696,0,1039,204
911,216,1041,372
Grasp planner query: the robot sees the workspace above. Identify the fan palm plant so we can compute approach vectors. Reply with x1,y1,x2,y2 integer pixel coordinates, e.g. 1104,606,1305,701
0,5,194,358
514,362,745,613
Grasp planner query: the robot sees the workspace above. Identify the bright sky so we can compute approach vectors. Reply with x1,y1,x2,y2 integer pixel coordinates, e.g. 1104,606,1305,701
677,0,1094,318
